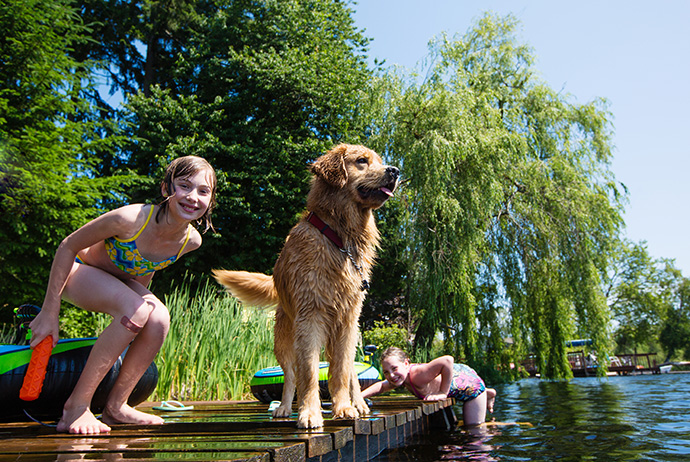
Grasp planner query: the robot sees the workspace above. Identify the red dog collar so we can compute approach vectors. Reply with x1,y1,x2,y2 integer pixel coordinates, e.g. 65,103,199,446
306,212,344,249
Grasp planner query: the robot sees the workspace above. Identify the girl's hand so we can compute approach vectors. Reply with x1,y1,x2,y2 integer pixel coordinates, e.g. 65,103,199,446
424,393,448,401
28,310,60,349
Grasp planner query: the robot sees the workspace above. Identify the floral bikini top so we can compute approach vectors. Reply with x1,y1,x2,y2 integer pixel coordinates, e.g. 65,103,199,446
105,205,191,276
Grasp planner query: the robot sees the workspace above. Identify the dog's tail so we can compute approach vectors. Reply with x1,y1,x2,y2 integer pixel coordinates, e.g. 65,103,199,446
212,269,279,307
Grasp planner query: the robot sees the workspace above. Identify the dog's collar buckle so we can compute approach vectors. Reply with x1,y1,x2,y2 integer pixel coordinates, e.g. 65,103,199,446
307,211,369,291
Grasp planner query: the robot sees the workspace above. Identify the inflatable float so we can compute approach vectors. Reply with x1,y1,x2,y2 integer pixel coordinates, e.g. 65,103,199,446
250,361,382,403
0,338,158,422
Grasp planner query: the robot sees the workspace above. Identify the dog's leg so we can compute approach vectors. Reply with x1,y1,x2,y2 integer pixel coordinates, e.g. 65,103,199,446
273,308,295,418
350,362,370,416
295,318,325,428
327,323,362,420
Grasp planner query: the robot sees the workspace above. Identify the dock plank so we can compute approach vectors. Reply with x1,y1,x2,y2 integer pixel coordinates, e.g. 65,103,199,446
0,451,271,462
0,397,455,462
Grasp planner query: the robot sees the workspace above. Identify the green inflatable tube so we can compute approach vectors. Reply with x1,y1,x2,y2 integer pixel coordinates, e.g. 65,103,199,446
250,361,382,403
0,338,158,422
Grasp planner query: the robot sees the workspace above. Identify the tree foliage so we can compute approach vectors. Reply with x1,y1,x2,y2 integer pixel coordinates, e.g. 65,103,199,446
362,321,410,356
366,14,625,377
1,0,377,312
0,0,136,316
119,0,376,290
659,274,690,360
606,240,690,358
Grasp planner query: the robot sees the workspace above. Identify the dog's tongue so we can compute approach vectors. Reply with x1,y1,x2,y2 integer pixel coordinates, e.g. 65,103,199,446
380,187,393,197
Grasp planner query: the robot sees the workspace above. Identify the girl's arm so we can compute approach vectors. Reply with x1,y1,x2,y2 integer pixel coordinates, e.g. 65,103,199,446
361,379,395,398
411,355,454,400
30,205,143,348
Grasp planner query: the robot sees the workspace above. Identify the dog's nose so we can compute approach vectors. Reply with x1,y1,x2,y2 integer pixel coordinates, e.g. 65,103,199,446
386,166,400,179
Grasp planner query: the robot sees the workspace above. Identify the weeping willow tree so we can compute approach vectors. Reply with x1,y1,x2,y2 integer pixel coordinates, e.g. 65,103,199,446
368,13,624,378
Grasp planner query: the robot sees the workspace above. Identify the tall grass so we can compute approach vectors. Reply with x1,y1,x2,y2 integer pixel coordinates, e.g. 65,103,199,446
153,277,275,401
0,323,15,344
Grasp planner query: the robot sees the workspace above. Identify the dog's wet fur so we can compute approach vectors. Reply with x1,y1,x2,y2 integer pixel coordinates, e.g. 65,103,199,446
214,144,399,428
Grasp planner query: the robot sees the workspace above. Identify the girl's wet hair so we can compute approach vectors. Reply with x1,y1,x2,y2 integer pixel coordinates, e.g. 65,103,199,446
381,347,410,363
158,156,217,232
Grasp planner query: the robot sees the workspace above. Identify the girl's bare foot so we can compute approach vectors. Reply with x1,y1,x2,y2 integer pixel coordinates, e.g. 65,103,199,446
102,403,164,426
57,406,111,434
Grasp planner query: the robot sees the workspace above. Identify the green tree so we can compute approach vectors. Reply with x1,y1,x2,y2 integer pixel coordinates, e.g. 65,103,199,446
0,0,135,317
367,13,624,378
659,272,690,360
0,0,379,324
121,0,377,291
72,0,197,98
361,188,414,331
68,0,201,177
362,321,410,355
605,240,674,354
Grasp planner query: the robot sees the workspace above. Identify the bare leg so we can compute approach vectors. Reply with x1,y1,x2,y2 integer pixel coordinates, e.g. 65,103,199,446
463,391,488,426
102,289,169,426
56,265,157,434
56,320,136,434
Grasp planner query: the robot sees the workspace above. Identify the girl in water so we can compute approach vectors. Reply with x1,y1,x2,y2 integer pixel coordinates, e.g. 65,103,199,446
362,347,496,426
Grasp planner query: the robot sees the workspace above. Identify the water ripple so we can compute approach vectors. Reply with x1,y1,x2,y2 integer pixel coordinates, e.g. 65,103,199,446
375,372,690,461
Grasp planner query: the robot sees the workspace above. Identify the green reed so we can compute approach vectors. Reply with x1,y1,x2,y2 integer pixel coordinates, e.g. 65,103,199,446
153,277,275,401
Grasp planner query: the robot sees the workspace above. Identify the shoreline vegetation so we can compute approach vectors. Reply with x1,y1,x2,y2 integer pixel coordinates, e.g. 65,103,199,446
154,278,276,401
2,277,686,404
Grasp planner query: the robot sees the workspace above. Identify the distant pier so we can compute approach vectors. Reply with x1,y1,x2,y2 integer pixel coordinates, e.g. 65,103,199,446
522,351,674,377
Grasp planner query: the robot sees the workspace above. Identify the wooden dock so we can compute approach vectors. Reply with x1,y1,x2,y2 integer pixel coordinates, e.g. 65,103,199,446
568,351,665,377
521,351,667,377
0,397,457,461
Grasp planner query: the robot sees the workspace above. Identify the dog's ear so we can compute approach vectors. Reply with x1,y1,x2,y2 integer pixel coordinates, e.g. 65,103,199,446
311,145,348,188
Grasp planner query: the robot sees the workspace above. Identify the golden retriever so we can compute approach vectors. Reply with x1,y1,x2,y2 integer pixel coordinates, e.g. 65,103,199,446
213,144,399,428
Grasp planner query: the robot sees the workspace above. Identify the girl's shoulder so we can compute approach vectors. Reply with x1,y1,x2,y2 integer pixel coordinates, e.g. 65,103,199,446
409,357,452,381
99,204,153,236
106,203,150,218
182,225,204,255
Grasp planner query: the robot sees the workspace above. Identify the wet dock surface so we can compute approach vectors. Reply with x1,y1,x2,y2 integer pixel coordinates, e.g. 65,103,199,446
0,397,456,461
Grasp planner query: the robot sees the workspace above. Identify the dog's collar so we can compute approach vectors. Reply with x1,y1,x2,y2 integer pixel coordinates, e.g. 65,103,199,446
306,211,370,291
307,212,344,249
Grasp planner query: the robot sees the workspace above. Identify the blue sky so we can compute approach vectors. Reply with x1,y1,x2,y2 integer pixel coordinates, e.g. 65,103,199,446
352,1,690,277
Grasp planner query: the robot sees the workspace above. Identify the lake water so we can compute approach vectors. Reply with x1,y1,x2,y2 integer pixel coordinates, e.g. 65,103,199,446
374,373,690,461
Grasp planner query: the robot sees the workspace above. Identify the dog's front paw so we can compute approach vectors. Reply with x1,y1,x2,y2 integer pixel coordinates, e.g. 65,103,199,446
353,398,370,416
272,404,292,418
332,403,359,420
297,408,324,428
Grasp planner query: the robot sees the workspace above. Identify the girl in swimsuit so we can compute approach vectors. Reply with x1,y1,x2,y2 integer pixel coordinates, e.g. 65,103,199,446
361,347,496,426
28,156,217,435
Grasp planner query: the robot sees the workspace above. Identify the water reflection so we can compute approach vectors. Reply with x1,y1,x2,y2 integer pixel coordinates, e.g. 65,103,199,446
437,424,504,461
376,373,690,461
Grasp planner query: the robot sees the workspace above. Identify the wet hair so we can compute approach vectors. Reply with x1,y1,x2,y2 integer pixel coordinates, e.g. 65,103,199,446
157,155,217,232
380,347,410,363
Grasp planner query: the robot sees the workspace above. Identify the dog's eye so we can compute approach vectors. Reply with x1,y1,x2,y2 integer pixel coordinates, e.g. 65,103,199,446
356,157,369,165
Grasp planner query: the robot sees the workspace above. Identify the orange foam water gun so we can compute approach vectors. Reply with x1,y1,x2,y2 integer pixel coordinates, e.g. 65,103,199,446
19,335,53,401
